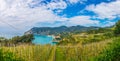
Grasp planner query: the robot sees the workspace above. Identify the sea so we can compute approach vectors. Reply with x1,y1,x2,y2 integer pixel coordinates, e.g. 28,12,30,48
32,35,57,45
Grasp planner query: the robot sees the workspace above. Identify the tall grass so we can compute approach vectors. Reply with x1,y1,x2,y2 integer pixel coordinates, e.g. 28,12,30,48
0,48,23,61
0,39,112,61
1,45,52,61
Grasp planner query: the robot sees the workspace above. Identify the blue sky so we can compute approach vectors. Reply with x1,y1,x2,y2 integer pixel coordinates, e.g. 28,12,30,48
0,0,120,37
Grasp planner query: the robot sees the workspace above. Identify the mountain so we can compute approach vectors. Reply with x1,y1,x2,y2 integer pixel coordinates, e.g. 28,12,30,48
24,25,99,35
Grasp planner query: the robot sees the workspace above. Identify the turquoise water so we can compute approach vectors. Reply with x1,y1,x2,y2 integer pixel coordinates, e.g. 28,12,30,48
32,35,56,45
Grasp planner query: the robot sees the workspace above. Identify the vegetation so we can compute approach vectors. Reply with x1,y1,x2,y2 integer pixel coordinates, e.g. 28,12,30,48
0,20,120,61
0,34,34,46
25,25,99,35
10,34,34,44
0,40,111,61
96,37,120,61
58,29,114,45
114,20,120,35
0,48,23,61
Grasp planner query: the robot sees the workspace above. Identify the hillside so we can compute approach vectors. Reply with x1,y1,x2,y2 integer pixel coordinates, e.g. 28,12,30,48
25,25,99,35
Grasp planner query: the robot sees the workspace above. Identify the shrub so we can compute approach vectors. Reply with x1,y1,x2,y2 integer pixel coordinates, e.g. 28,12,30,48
114,20,120,36
97,37,120,61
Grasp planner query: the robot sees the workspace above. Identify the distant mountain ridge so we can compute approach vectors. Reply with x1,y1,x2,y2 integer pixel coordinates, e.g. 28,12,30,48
24,25,99,35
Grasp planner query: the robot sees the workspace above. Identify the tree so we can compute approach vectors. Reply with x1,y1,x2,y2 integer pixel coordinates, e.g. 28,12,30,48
20,34,34,43
10,36,21,44
114,20,120,35
10,34,34,44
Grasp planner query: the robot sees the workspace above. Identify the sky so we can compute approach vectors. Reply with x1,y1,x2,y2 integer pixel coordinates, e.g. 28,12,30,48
0,0,120,37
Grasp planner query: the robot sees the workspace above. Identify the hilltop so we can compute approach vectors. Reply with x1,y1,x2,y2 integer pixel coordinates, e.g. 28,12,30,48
25,25,99,35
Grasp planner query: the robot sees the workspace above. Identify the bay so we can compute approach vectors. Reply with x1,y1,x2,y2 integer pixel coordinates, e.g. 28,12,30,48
32,35,56,45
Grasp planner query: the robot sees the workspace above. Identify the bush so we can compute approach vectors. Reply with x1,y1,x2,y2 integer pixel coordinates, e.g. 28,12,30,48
114,20,120,36
10,34,34,44
103,32,114,38
97,37,120,61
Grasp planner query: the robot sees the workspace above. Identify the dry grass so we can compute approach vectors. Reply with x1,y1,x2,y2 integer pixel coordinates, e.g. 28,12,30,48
0,39,112,61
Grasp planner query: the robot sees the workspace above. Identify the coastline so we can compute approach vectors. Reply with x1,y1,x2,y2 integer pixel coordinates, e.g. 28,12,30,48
32,34,58,45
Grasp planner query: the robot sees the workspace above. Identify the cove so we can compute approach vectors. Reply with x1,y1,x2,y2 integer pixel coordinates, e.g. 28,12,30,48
32,35,56,45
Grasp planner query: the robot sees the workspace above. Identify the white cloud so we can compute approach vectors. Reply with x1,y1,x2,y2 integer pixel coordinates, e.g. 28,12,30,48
0,0,68,36
66,0,87,4
85,0,120,20
67,0,79,4
103,21,115,27
68,16,99,26
47,0,67,10
0,0,99,36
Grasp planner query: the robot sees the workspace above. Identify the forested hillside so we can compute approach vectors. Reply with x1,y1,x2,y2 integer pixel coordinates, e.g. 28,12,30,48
25,25,99,35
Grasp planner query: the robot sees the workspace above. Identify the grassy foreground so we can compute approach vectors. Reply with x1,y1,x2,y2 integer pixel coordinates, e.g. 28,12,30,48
0,38,113,61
